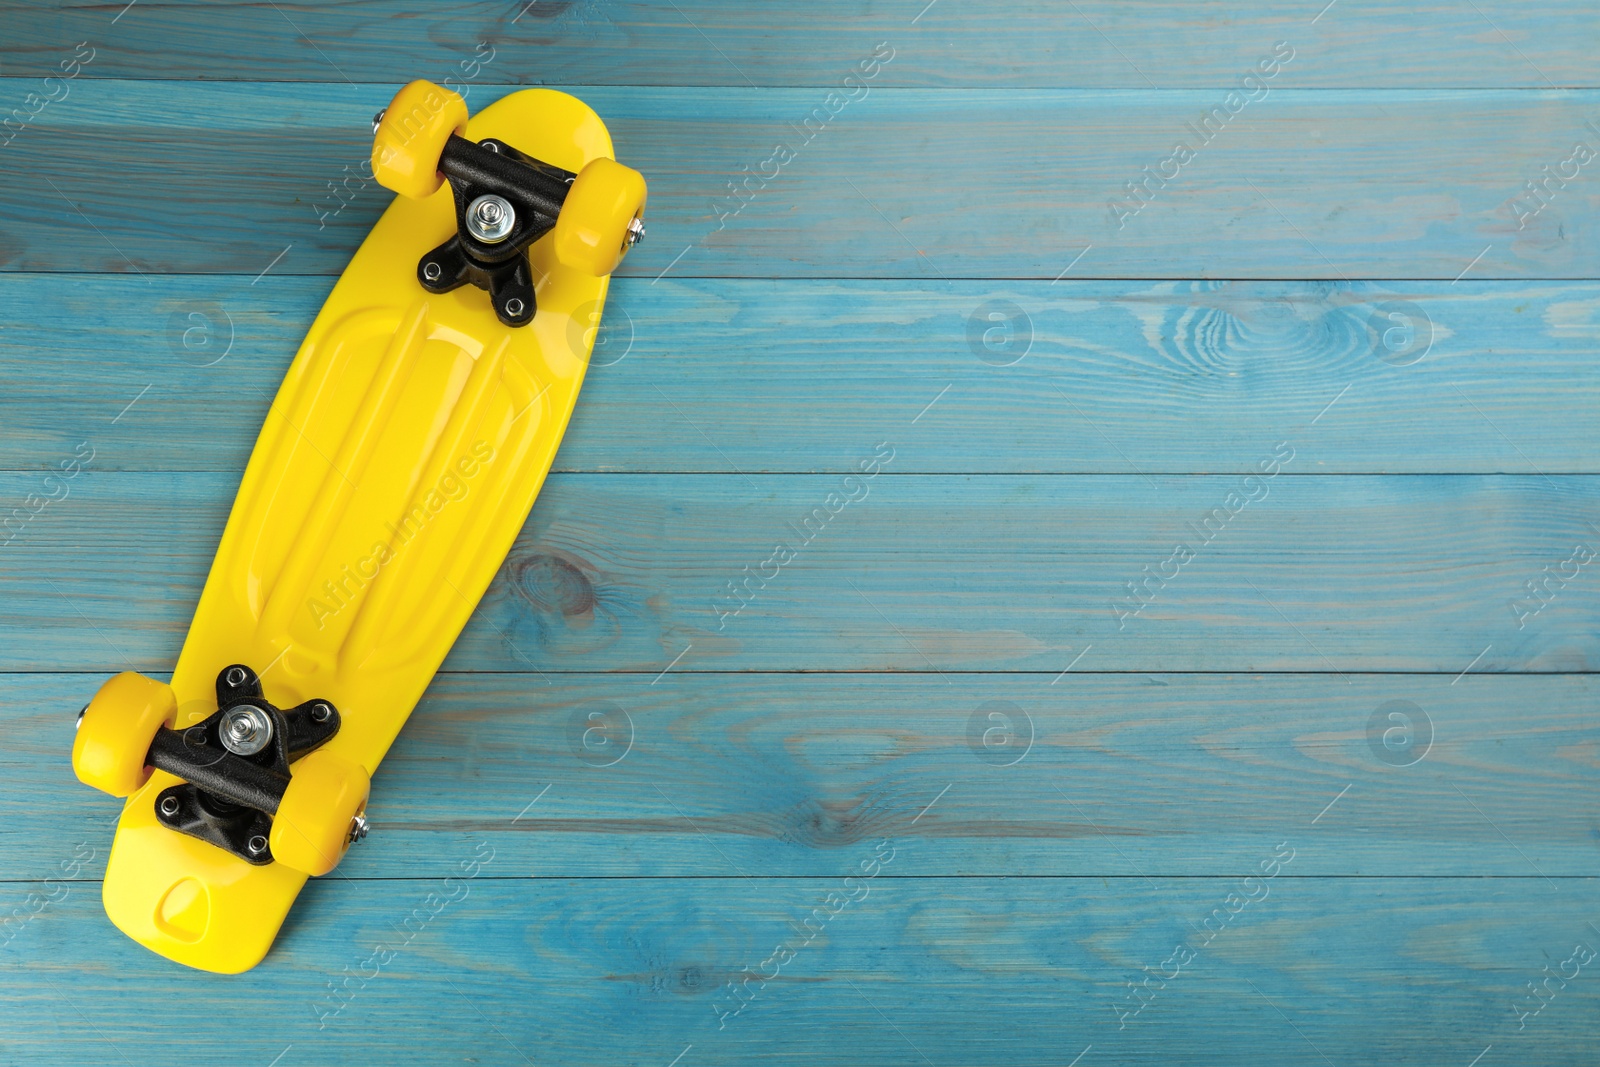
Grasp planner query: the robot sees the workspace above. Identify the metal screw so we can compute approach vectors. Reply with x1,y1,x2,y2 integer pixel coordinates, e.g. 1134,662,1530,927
185,726,207,747
348,814,369,845
423,261,442,282
481,140,500,153
466,194,516,243
219,704,273,757
311,702,331,723
371,108,386,134
247,835,269,856
225,666,247,687
504,297,526,318
625,216,645,248
158,795,180,818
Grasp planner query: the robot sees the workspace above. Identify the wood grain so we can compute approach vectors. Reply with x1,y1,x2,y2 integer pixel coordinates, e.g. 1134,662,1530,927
2,472,1597,674
4,275,1600,474
2,81,1596,278
5,672,1595,879
2,875,1595,1065
2,1,1596,87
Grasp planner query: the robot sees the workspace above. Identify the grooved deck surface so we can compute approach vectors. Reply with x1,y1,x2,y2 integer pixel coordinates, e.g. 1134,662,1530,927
2,4,1597,1066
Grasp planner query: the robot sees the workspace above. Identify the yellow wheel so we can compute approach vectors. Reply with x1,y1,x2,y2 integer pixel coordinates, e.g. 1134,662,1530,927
553,157,648,276
269,749,370,877
372,79,468,200
72,672,176,797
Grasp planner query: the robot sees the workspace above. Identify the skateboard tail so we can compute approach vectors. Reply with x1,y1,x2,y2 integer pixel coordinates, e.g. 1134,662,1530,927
104,773,307,973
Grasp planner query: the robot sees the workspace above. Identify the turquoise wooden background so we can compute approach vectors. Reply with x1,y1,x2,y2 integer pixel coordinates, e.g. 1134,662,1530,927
3,2,1598,1064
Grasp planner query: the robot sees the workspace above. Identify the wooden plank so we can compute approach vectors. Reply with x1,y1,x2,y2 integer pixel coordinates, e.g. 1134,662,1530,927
2,81,1596,278
1,876,1594,1065
3,1,1596,88
8,672,1597,878
5,275,1600,475
2,472,1598,674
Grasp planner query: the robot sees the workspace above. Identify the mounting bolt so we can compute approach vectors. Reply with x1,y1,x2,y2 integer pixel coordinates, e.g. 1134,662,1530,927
348,814,370,845
311,702,332,723
247,835,269,856
184,726,208,747
371,108,386,134
158,795,181,818
466,194,516,243
625,216,645,248
219,704,274,757
423,261,442,282
225,666,248,687
504,297,526,318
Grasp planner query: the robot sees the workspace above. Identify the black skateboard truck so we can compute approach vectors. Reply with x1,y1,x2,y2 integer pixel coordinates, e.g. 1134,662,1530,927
140,664,352,866
408,128,581,329
369,81,648,330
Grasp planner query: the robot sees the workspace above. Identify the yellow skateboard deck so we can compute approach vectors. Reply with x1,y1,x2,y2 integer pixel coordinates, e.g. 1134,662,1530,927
83,85,641,973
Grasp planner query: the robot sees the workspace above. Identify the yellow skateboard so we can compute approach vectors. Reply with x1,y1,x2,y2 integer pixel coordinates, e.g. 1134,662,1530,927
70,80,646,973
